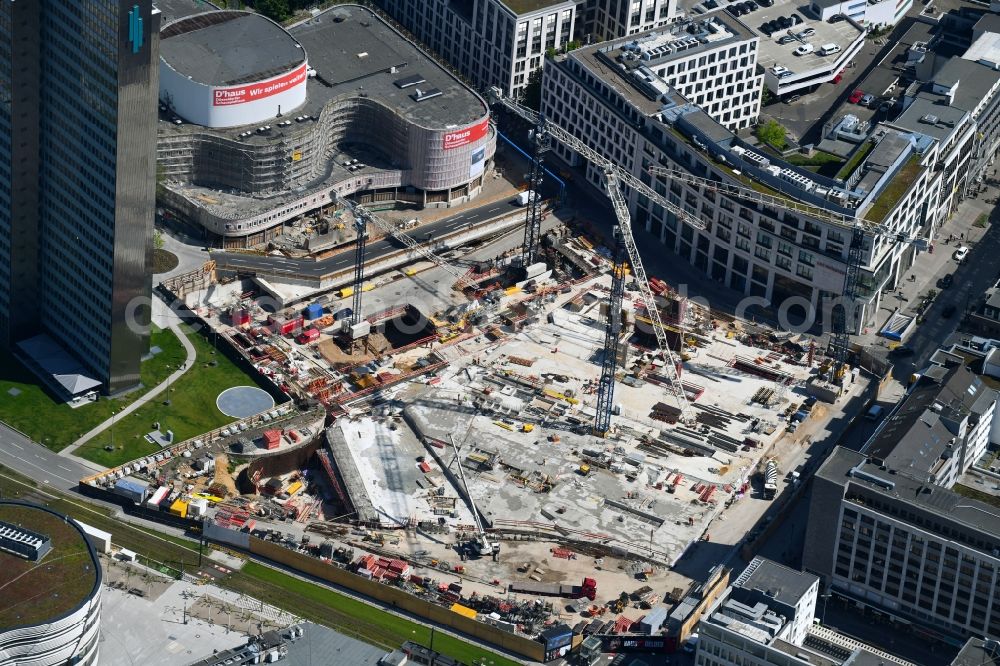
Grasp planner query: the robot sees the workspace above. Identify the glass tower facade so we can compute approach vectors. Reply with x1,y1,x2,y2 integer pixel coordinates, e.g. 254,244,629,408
0,0,159,395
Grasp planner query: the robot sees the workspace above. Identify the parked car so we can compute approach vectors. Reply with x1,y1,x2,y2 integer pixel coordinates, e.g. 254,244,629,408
889,345,915,357
778,34,797,44
778,15,793,27
942,304,957,318
794,43,815,55
704,0,719,7
860,93,876,106
829,13,845,22
849,89,864,103
953,246,969,262
832,72,843,84
785,94,802,103
759,0,774,6
797,27,816,37
938,273,954,288
789,13,802,24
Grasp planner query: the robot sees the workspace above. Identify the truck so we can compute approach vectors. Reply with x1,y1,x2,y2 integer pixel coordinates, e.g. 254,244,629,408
763,459,778,500
515,190,537,206
509,577,597,600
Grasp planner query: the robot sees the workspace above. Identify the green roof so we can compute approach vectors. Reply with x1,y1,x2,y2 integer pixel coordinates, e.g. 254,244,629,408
0,503,99,628
499,0,572,14
866,154,923,224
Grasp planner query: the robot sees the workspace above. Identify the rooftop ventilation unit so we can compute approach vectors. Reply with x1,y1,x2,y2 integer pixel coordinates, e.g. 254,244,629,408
920,114,939,124
411,87,442,102
394,73,426,89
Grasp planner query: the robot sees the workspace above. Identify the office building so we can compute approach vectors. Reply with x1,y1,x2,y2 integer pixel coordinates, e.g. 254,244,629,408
541,21,942,332
374,0,678,98
804,442,1000,643
696,557,914,666
157,6,496,248
0,0,160,395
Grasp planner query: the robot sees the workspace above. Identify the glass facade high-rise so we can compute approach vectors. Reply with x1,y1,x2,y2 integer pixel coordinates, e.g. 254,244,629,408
0,0,160,395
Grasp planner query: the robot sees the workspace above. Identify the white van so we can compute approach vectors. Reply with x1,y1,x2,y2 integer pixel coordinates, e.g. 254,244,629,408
820,43,841,55
794,43,815,56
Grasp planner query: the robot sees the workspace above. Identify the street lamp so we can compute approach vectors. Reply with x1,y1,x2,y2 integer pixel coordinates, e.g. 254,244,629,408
821,592,833,625
110,410,116,450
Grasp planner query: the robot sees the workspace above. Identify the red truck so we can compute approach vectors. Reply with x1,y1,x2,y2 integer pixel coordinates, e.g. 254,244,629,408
509,577,597,600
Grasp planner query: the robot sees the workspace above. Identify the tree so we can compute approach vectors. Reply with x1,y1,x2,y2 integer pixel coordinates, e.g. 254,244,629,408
254,0,291,22
153,229,165,250
755,119,787,150
521,66,543,112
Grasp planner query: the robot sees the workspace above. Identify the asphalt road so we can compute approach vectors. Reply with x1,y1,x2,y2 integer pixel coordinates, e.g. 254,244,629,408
210,199,526,277
889,222,1000,380
0,422,95,490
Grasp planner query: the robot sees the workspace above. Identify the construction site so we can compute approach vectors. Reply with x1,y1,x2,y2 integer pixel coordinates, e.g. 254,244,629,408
80,91,880,661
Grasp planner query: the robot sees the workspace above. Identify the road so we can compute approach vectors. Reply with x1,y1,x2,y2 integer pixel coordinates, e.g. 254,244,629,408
889,220,1000,381
0,422,96,490
210,199,526,277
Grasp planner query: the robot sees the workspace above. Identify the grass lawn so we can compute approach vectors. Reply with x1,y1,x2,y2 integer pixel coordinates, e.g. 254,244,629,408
953,483,1000,509
784,150,844,178
836,141,874,180
76,324,257,468
0,326,186,452
229,563,521,666
867,154,922,223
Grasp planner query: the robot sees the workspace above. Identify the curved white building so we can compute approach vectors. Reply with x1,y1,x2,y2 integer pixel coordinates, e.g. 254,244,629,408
0,502,102,666
157,4,496,248
160,11,308,129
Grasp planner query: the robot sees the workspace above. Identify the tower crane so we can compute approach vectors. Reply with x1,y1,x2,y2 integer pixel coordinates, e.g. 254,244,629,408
448,433,499,561
336,196,472,337
645,166,928,379
521,113,551,269
489,87,702,427
594,226,626,436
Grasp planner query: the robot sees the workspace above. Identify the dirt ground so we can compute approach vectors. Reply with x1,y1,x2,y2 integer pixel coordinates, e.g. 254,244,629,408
317,332,393,366
213,454,240,498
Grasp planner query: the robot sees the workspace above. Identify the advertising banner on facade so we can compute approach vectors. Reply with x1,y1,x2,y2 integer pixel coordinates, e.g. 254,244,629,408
213,63,308,107
443,118,489,150
469,146,486,179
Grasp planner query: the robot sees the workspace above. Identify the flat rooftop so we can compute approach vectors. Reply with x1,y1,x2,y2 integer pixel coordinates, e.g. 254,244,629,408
819,448,1000,553
155,0,221,25
290,5,485,129
161,11,306,87
751,0,863,73
500,0,576,13
569,11,755,117
734,556,817,607
0,502,99,628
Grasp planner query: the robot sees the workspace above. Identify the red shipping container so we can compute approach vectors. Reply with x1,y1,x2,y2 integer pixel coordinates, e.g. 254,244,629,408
263,430,281,450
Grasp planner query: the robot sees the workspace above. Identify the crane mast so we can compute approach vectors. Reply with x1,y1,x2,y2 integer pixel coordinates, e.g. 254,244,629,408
594,226,627,436
522,114,550,268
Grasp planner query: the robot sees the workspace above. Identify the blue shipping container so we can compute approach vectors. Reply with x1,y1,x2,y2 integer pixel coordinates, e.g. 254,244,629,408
304,302,324,320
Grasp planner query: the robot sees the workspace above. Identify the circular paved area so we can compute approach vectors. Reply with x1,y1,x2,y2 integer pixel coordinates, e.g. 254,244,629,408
216,386,275,418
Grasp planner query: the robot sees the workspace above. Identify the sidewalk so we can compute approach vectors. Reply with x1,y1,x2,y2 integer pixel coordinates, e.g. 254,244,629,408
59,299,196,459
855,184,995,349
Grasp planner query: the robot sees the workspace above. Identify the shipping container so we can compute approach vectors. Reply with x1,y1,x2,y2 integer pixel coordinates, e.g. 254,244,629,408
297,328,320,344
169,499,188,518
114,476,150,504
450,603,478,619
303,302,324,320
146,486,170,509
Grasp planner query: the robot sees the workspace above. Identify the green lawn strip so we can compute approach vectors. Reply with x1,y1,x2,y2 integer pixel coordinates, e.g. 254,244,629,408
229,562,521,666
77,325,254,468
836,141,874,180
975,213,989,228
953,483,1000,509
0,467,203,571
866,154,922,223
0,326,181,452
